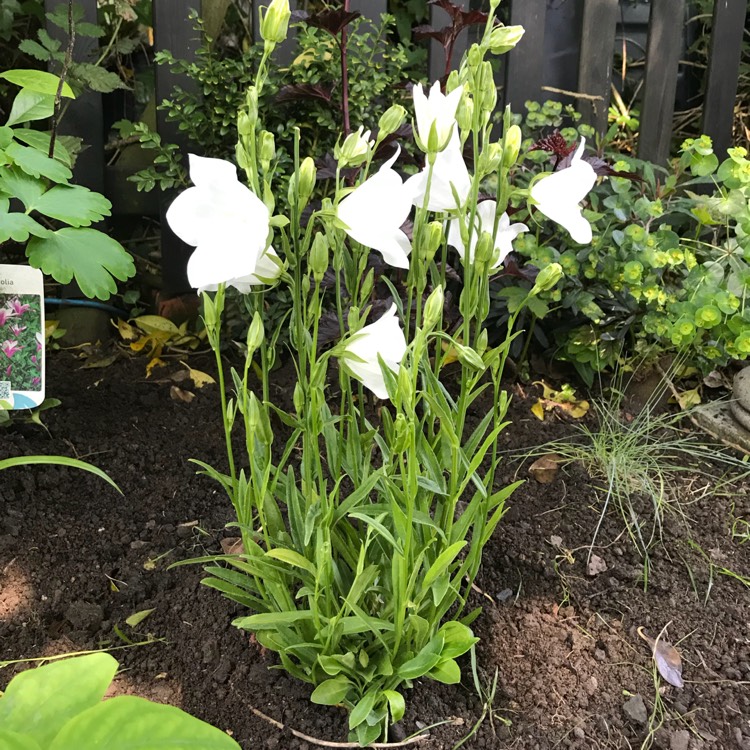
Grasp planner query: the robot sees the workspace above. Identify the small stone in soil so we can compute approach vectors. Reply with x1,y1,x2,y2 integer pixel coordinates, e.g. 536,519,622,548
496,588,513,602
670,729,690,750
587,555,607,576
622,694,648,724
65,601,104,631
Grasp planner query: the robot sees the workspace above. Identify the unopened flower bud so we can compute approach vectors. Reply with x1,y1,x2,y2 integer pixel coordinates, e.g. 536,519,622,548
455,342,485,371
245,86,259,126
392,413,410,454
260,0,291,44
298,156,316,208
293,381,304,416
468,44,482,69
456,94,474,133
479,61,497,114
378,104,407,138
425,221,444,264
502,124,522,168
532,262,563,294
480,142,503,173
238,111,254,137
335,126,373,167
488,24,525,55
476,328,488,355
475,231,495,265
259,130,275,172
310,232,329,281
246,311,265,353
423,285,444,330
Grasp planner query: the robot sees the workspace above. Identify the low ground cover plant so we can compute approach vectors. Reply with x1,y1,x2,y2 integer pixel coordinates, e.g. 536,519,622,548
489,105,750,384
168,0,609,743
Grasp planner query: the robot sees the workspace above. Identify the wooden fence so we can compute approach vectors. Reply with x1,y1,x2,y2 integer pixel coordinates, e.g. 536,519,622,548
47,0,747,296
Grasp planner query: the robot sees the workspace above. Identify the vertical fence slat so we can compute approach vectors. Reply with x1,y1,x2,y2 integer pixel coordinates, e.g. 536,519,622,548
253,0,298,66
504,0,546,112
701,0,746,159
428,0,469,82
44,0,104,193
350,0,386,18
153,0,203,296
577,0,619,134
637,0,685,164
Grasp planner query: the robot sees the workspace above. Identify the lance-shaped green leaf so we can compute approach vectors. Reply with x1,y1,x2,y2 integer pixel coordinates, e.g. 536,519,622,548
0,70,75,98
27,228,135,300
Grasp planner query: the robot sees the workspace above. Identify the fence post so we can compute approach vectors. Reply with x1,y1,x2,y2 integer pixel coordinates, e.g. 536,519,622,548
428,0,470,82
504,0,546,112
637,0,685,165
44,0,104,193
153,0,202,297
577,0,619,135
701,0,746,160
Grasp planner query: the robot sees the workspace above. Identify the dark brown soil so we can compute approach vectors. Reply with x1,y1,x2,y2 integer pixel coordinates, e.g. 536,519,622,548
1,352,749,750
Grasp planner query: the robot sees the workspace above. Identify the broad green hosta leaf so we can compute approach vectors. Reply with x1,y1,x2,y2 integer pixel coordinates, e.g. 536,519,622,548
0,166,45,209
0,653,118,748
27,228,135,300
0,730,42,750
12,128,73,166
6,141,72,183
0,70,75,98
34,185,112,226
5,89,55,127
49,696,241,750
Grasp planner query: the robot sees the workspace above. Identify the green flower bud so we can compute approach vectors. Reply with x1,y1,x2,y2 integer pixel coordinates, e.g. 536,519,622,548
423,285,444,331
246,311,265,353
260,0,291,44
391,413,410,454
238,111,254,137
479,61,497,114
455,342,485,371
467,43,482,70
259,130,276,173
425,221,444,264
532,262,563,294
502,124,522,168
335,126,373,167
378,104,407,138
456,94,474,133
245,86,259,127
488,24,525,55
476,328,488,355
475,231,495,265
310,232,329,281
480,141,503,174
293,381,304,416
298,156,316,208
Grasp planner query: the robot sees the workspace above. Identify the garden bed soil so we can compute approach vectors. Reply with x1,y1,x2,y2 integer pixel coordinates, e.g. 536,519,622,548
1,351,749,750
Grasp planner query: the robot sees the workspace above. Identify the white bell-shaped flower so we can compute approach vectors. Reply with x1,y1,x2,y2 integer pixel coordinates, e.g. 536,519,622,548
197,247,283,294
448,202,528,270
413,81,463,152
341,304,407,400
337,148,412,269
166,154,271,291
530,138,597,244
406,132,471,212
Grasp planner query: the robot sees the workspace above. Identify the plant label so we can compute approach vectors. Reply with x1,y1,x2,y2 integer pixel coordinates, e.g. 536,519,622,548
0,264,45,409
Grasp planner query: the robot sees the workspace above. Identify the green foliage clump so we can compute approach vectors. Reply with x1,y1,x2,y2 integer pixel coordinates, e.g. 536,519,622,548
490,111,750,384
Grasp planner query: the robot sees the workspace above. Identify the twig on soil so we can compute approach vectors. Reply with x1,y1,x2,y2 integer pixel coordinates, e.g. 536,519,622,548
248,705,430,748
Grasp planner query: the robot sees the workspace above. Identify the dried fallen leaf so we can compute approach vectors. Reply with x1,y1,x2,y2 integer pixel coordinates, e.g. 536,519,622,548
587,554,608,576
220,537,244,555
529,454,560,483
532,380,590,420
531,399,545,421
170,385,195,403
637,626,684,688
180,360,215,388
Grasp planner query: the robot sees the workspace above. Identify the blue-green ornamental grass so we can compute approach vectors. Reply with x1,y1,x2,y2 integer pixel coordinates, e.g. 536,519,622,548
0,653,239,750
168,0,597,743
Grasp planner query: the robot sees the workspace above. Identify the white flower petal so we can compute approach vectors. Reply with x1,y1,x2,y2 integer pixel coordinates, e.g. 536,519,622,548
448,201,528,269
337,148,413,268
343,304,407,400
407,132,471,212
187,154,240,187
530,137,597,245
